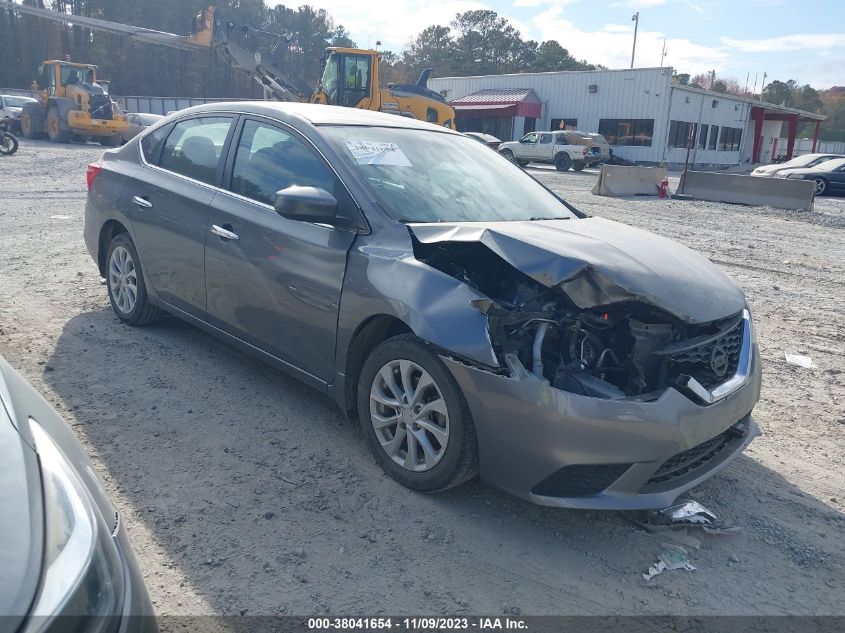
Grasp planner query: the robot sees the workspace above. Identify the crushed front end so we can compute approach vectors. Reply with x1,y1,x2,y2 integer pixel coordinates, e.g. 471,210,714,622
411,219,762,509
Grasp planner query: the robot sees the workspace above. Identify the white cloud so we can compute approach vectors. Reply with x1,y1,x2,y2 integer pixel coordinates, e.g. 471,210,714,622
608,0,666,8
530,6,729,73
512,0,577,7
721,33,845,53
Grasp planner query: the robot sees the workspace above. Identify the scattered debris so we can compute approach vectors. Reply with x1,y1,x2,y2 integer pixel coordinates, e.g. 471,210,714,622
785,353,814,369
728,553,741,563
659,546,697,571
651,500,717,527
642,560,667,580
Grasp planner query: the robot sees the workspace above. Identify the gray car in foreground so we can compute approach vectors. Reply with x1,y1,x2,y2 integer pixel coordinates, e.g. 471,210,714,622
0,356,156,632
84,102,761,510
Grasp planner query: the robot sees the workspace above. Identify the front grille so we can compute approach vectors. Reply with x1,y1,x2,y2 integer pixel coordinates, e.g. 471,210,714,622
531,463,632,497
646,419,749,488
667,316,744,389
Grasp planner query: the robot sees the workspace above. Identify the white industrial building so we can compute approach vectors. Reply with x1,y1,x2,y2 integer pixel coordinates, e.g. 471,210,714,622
429,67,829,168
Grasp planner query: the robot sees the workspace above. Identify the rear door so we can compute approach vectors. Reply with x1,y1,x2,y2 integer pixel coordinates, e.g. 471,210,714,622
536,133,554,161
204,116,358,382
129,115,235,318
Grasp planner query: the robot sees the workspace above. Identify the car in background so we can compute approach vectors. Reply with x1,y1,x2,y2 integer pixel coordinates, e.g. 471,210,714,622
0,95,38,133
0,355,157,632
751,153,843,177
776,157,845,196
119,112,164,144
463,132,502,150
84,102,761,510
498,130,597,171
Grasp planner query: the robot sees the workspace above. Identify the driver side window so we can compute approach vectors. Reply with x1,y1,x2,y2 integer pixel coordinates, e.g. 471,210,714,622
522,133,539,144
229,119,336,206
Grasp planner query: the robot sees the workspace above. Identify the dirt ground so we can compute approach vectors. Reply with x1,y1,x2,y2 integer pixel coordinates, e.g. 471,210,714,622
1,140,843,619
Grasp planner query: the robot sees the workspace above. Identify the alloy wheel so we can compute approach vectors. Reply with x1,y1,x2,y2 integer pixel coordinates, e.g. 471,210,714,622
814,178,826,195
108,246,138,314
369,359,450,472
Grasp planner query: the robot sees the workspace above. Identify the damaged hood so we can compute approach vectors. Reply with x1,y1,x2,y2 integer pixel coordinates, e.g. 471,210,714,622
409,218,745,323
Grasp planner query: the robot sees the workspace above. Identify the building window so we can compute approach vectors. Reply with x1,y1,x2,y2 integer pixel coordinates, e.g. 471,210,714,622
698,124,709,149
551,118,577,131
523,117,537,135
718,127,742,151
668,120,697,149
598,119,654,147
708,126,719,150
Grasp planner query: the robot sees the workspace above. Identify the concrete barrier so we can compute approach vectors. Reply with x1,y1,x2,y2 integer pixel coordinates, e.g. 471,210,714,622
592,165,668,197
678,171,815,211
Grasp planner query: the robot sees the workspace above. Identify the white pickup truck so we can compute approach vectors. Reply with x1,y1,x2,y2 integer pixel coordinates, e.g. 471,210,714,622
498,130,601,171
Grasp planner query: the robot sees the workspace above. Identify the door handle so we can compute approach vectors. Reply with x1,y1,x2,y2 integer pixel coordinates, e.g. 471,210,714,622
210,224,239,241
132,195,153,209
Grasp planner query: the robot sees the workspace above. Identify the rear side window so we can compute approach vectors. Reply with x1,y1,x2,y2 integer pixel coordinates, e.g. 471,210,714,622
229,119,335,206
539,133,552,144
140,123,171,164
158,116,233,185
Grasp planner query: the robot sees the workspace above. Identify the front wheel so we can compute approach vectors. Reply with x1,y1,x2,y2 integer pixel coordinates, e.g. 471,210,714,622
106,233,162,326
500,149,516,163
357,334,479,492
813,177,828,196
0,132,18,156
554,152,572,171
46,107,72,143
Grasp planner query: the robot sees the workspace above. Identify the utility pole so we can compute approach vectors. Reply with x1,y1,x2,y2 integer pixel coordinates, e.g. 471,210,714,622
630,12,639,69
660,38,667,67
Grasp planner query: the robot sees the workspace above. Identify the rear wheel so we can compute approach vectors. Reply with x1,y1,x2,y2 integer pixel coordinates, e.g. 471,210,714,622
357,334,479,492
813,177,828,196
46,107,72,143
106,233,162,326
554,152,572,171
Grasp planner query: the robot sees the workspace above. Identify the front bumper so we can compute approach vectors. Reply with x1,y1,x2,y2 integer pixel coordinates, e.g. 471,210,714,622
114,514,158,633
442,342,762,510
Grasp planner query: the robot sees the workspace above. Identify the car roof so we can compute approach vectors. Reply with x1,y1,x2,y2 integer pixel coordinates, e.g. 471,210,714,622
168,101,460,134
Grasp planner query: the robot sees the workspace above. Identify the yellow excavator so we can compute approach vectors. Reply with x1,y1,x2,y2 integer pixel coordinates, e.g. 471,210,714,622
1,2,454,140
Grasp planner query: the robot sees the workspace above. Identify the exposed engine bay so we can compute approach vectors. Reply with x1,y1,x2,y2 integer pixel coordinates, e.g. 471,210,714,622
414,239,744,401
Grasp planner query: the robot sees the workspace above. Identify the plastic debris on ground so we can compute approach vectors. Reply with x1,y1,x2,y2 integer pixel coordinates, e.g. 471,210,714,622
642,546,696,580
785,353,814,368
653,500,717,526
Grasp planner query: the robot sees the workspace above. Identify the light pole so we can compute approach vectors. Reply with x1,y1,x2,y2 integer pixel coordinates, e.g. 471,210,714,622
630,12,639,68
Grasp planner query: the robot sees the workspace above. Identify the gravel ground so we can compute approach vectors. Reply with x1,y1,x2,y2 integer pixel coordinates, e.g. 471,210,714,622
1,140,843,620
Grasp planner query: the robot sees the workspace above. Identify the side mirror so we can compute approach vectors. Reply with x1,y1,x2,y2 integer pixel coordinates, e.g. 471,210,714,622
274,186,338,224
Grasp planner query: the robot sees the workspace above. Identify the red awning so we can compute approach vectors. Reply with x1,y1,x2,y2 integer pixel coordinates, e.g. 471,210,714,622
453,104,515,112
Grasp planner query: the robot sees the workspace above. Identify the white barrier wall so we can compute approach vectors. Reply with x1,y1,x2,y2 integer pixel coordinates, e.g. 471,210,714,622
678,171,815,211
592,165,668,197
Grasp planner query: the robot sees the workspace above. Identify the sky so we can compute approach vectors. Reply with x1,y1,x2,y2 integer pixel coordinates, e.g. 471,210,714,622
279,0,845,88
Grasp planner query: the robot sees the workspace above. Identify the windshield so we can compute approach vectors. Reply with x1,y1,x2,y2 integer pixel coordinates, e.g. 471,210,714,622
322,126,576,223
3,96,34,108
320,53,339,106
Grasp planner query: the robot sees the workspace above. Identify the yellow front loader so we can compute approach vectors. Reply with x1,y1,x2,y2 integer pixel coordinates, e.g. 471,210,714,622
20,60,128,144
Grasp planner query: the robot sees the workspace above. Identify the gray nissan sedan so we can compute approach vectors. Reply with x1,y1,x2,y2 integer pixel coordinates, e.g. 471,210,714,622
0,356,156,632
84,102,761,510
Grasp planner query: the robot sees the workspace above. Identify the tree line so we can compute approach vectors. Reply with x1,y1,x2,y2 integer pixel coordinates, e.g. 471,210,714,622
0,1,840,141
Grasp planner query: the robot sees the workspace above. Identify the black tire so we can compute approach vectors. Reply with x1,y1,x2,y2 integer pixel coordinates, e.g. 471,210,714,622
500,149,516,163
573,162,587,171
0,132,18,156
813,177,828,196
21,106,44,140
357,334,479,493
105,233,162,326
46,107,72,143
554,152,572,171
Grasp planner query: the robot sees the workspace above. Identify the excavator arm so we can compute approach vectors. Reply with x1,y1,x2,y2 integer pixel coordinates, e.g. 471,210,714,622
0,1,306,102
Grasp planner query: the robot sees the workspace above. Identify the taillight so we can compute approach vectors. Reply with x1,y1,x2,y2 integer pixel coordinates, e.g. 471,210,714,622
86,163,102,191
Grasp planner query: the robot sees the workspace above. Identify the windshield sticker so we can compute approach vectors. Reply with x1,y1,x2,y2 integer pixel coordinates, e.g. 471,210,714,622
346,141,412,167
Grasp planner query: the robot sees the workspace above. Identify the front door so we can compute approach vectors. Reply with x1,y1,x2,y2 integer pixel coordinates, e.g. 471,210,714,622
128,115,235,317
205,117,356,382
518,132,539,161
